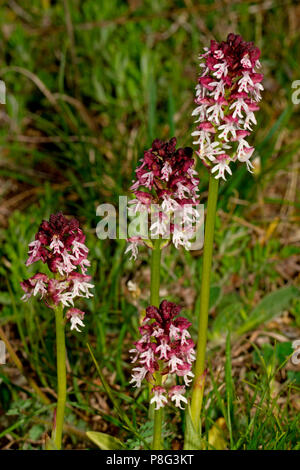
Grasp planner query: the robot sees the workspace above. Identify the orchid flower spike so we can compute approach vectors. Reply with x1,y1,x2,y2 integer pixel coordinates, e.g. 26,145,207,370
193,33,263,180
126,138,201,259
20,212,93,332
130,300,195,410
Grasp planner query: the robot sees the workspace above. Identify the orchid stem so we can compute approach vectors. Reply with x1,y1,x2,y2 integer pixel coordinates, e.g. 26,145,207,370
152,374,163,450
184,174,219,448
150,238,163,450
52,304,67,450
150,238,161,307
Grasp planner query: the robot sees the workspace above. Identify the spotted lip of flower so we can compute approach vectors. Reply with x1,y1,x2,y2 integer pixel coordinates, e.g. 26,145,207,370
21,213,93,333
130,300,195,409
193,33,263,180
169,385,188,409
150,386,168,410
66,308,85,332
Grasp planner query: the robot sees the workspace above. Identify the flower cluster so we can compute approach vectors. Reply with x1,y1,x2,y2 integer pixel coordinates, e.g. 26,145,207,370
130,300,195,410
192,33,263,180
21,213,93,332
126,138,200,259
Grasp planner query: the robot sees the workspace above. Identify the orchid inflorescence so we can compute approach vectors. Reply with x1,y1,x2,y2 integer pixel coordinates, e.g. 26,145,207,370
126,137,201,259
21,213,93,332
192,33,263,180
130,300,195,410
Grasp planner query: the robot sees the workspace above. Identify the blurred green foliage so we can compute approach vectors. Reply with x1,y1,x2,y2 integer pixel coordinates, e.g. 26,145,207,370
0,0,299,450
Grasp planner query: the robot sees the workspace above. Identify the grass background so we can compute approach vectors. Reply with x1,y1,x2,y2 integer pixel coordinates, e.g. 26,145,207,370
0,0,299,450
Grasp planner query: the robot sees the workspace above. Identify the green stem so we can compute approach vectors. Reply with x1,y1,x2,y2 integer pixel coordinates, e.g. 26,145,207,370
149,238,163,450
150,238,161,307
152,374,163,450
186,174,219,443
52,304,67,450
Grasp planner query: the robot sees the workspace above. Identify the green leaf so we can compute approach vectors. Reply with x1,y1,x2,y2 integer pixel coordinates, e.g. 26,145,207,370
237,286,300,335
209,293,244,340
253,343,274,366
208,418,227,450
44,434,57,450
86,431,125,450
275,342,293,365
29,424,44,441
183,404,202,450
225,331,234,446
287,371,300,386
0,292,12,305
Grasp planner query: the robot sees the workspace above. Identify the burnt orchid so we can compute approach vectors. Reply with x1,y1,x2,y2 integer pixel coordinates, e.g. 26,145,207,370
130,300,195,394
185,34,263,450
21,213,93,450
126,137,200,259
192,33,263,180
130,300,195,448
21,212,93,332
